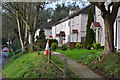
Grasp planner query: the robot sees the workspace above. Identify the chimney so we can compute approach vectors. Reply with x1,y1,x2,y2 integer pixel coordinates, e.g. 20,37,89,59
47,19,51,22
69,10,78,15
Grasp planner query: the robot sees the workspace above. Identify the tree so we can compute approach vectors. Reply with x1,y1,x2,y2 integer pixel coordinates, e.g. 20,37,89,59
51,2,80,22
85,8,95,48
2,2,45,52
2,14,17,45
36,27,45,42
89,1,120,55
37,10,51,27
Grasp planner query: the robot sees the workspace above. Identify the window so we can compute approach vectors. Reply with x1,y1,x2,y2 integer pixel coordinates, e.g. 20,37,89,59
118,16,120,22
98,10,102,16
68,21,70,26
64,22,66,28
72,21,74,25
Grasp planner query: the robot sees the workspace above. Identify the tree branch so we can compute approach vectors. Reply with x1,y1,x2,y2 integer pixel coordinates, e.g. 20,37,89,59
111,2,120,23
90,2,108,18
108,2,113,13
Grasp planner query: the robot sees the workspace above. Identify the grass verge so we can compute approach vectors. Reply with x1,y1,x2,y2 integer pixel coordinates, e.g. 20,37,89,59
3,51,78,78
56,49,120,78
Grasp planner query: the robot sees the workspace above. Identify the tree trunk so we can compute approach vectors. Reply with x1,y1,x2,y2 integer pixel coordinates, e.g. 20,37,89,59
28,31,33,52
16,16,25,52
103,18,115,55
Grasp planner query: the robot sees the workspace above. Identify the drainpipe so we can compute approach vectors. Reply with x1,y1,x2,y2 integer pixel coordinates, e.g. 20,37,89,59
96,28,99,42
69,19,71,46
115,19,117,50
55,25,56,39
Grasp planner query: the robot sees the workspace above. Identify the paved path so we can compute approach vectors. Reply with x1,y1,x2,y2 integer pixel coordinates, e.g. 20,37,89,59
53,52,104,79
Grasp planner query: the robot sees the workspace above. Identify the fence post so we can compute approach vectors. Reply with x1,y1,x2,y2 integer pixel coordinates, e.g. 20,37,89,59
64,58,67,78
48,48,51,63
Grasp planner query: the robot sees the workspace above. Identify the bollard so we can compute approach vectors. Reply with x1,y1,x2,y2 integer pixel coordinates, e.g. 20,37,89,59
64,58,67,78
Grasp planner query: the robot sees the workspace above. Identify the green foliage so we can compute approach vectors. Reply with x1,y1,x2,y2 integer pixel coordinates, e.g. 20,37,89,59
36,27,45,42
38,39,58,47
61,44,68,51
51,43,57,51
85,8,95,48
56,49,103,62
56,48,119,78
2,52,54,78
92,42,101,50
87,45,91,50
3,52,78,78
12,39,21,51
75,43,82,49
51,3,80,22
80,52,101,65
101,54,120,77
2,15,17,45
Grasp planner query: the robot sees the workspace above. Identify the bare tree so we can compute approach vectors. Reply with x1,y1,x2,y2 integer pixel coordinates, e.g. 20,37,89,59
2,2,44,52
89,1,120,55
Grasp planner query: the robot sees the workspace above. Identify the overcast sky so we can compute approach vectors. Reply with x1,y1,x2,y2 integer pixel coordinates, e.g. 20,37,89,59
44,1,90,9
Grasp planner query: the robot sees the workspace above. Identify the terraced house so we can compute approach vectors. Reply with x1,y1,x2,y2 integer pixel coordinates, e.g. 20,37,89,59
52,5,95,47
52,4,120,50
94,4,120,51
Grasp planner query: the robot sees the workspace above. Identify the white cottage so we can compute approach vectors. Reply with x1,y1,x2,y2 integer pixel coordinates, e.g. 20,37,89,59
93,6,120,51
90,22,101,43
116,8,120,51
35,20,54,41
52,5,95,46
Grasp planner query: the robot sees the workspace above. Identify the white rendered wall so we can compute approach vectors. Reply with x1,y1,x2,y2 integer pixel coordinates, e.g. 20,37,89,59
95,7,105,46
117,8,120,50
34,28,52,41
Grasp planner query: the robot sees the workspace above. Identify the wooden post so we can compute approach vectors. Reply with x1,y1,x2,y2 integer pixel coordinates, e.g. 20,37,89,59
64,58,67,78
48,48,51,63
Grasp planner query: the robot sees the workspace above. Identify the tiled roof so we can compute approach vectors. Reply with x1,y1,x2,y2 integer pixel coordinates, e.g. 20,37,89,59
92,22,101,27
52,4,95,27
42,21,55,29
72,29,79,34
68,5,95,19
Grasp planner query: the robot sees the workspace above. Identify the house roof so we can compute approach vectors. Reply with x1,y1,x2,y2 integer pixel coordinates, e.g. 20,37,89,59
68,4,95,19
72,29,79,34
92,22,101,27
42,21,55,29
53,4,95,26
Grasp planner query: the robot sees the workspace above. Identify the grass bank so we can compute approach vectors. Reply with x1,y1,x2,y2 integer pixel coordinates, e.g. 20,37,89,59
56,49,102,62
56,49,120,78
3,51,78,78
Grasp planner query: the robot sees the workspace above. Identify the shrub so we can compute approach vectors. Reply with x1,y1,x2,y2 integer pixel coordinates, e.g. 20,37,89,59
92,42,101,50
75,43,82,49
37,39,58,49
49,39,58,47
85,9,95,48
51,43,57,51
12,39,21,51
87,45,91,50
61,44,67,51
